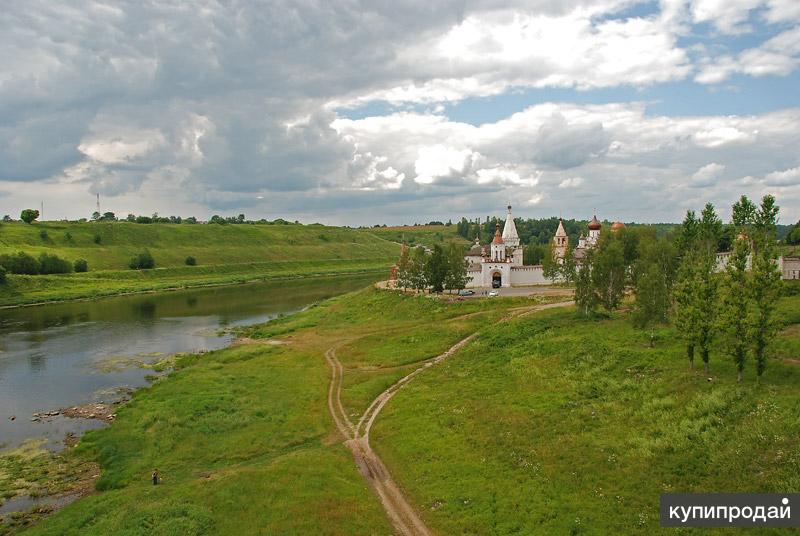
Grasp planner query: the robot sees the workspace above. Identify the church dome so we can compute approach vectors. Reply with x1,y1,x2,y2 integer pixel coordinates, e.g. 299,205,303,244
611,221,625,231
588,215,601,231
492,223,504,245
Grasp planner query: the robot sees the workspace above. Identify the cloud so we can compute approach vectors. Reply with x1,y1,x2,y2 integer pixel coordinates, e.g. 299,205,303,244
690,162,726,187
558,177,585,188
763,166,800,186
696,26,800,83
414,145,482,184
0,1,799,223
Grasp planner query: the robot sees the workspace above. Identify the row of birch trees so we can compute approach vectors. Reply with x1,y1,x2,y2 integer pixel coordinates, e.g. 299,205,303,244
543,194,783,381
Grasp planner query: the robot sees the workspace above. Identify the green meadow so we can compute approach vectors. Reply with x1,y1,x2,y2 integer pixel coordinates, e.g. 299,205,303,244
0,221,399,306
372,292,800,535
7,285,800,534
367,224,469,248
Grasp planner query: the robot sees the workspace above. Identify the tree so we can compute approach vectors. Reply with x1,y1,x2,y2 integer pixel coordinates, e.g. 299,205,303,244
91,211,101,221
718,234,750,382
698,203,723,256
185,256,197,266
444,243,469,293
786,220,800,245
129,251,155,270
750,195,782,380
695,248,718,374
74,259,88,273
409,246,428,291
20,209,39,224
673,204,720,373
574,249,597,316
676,210,698,256
0,265,6,284
396,244,411,290
632,238,676,346
673,251,700,368
731,195,757,228
425,244,448,293
591,233,627,312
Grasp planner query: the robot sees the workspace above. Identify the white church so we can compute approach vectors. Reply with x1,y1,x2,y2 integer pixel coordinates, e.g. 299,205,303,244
463,206,611,288
464,206,549,288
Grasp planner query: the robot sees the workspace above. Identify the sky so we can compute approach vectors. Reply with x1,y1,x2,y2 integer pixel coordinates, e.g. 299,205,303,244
1,0,799,226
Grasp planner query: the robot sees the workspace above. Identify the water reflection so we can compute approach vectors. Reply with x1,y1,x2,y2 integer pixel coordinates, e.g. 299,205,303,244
0,274,378,451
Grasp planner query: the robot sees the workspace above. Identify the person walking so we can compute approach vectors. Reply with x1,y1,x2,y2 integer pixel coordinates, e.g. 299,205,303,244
152,469,159,486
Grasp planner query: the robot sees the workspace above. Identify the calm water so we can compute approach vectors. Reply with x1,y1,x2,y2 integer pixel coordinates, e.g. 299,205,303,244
0,274,378,451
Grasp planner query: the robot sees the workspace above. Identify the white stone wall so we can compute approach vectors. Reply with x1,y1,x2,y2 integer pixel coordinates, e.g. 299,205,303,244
510,265,550,285
781,256,800,280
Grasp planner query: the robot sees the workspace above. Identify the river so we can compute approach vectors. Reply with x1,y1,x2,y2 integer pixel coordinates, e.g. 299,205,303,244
0,274,379,452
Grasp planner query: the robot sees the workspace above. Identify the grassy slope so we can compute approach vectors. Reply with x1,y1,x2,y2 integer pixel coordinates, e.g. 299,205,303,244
372,293,800,535
22,289,545,535
367,225,469,248
18,287,800,534
0,222,399,306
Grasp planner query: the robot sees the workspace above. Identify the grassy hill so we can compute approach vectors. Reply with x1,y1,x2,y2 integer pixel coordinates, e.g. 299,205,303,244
366,224,469,248
8,285,800,534
0,222,400,306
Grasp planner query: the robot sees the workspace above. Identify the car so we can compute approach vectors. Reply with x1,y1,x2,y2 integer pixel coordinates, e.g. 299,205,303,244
488,290,499,297
458,289,475,296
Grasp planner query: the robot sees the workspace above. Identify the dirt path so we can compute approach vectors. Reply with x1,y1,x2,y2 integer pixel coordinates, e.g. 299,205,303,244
325,300,574,536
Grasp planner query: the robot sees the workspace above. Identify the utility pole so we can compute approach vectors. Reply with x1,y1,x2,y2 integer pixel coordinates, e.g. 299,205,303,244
40,201,44,221
96,193,100,213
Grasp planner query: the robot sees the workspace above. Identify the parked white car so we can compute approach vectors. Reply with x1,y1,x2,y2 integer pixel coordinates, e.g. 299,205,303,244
488,290,499,297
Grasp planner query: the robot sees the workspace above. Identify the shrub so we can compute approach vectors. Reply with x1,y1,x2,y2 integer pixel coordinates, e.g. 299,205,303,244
74,259,88,273
93,234,102,244
20,209,39,224
0,266,6,284
64,231,73,242
129,251,155,270
38,253,72,274
0,252,40,274
185,256,197,266
39,229,49,241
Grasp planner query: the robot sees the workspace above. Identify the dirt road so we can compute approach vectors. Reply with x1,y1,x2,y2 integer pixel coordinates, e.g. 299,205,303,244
325,300,574,536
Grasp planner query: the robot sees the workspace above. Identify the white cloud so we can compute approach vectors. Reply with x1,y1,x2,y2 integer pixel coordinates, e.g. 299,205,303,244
558,177,585,188
413,145,482,184
764,166,800,186
696,26,800,83
0,1,799,223
691,162,726,187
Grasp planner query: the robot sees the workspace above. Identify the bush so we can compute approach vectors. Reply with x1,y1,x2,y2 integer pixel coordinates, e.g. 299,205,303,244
129,251,155,270
38,253,72,274
93,234,102,244
39,229,49,241
0,266,6,284
0,252,40,274
74,259,88,273
185,256,197,266
64,231,73,242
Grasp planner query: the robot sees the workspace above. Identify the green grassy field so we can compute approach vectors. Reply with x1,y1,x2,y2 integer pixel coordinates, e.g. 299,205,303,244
372,294,800,535
7,285,800,534
0,222,399,306
11,289,541,534
366,225,469,248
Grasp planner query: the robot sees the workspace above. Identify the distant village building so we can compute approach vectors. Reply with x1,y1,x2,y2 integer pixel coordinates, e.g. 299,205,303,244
781,256,800,279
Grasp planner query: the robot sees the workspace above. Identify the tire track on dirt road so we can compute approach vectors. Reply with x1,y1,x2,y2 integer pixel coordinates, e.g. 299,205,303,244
326,300,573,536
